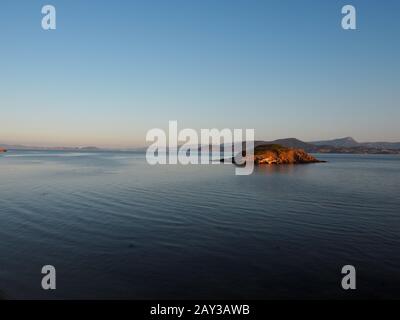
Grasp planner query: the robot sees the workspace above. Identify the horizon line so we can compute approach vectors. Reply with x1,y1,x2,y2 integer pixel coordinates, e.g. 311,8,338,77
2,136,400,150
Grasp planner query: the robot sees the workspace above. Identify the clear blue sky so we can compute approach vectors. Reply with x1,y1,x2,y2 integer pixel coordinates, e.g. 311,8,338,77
1,0,399,147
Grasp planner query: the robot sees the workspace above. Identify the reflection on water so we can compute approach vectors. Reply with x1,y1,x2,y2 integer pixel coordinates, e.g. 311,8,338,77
255,163,306,175
0,151,400,299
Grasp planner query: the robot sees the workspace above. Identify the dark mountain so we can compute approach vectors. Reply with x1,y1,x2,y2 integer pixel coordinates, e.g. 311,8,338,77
311,137,359,148
267,138,318,152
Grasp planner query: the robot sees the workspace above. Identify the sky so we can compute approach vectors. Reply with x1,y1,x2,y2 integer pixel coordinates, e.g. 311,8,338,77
1,0,399,147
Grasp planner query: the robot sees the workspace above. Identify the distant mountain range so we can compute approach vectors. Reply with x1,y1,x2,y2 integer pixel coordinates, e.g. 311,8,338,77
310,137,400,150
2,137,400,154
219,137,400,154
269,137,400,154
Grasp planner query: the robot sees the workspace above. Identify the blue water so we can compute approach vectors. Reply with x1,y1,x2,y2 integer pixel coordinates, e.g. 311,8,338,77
0,151,399,299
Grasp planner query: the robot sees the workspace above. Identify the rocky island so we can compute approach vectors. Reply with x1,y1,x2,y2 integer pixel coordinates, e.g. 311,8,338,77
252,144,324,164
228,144,325,165
0,148,7,153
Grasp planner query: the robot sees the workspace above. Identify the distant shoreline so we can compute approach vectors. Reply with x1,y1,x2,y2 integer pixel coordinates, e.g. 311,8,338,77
2,136,400,155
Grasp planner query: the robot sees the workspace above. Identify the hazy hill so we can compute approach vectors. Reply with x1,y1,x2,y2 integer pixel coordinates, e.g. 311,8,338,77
311,137,400,150
265,138,318,152
311,137,359,148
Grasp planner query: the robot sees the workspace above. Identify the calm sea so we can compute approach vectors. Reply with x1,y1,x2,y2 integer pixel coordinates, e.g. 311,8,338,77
0,150,399,299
